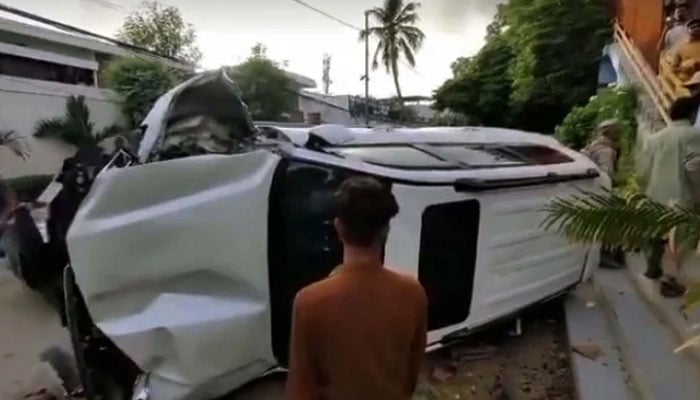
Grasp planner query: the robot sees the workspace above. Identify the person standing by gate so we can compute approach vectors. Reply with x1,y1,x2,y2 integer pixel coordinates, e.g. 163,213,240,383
286,176,428,400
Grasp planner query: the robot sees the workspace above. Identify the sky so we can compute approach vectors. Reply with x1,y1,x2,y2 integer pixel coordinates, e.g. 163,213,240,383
1,0,501,98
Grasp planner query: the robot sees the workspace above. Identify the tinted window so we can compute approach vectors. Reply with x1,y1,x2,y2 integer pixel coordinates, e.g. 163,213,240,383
427,145,526,167
0,53,95,86
331,146,458,169
505,145,573,165
268,161,372,365
419,200,480,330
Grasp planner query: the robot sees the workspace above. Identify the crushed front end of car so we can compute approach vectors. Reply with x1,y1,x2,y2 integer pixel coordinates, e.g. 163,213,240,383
64,69,279,400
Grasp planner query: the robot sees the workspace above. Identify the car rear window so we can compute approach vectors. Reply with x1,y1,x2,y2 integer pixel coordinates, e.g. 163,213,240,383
426,145,527,167
505,145,574,165
331,146,459,169
327,143,574,170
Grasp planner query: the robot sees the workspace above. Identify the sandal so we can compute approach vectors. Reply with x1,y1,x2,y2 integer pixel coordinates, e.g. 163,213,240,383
660,277,687,298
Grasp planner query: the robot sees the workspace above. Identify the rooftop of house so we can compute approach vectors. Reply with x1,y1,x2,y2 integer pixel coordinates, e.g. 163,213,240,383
0,6,192,71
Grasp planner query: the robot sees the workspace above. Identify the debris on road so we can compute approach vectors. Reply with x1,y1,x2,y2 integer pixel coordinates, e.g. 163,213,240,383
572,344,605,361
430,363,457,382
451,344,498,361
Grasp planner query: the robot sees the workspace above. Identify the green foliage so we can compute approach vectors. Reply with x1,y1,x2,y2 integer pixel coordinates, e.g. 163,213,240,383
117,0,202,65
34,96,124,147
0,130,31,160
102,57,176,127
3,175,53,202
434,35,514,126
387,101,419,123
555,87,638,149
360,0,425,101
542,189,697,250
229,44,297,121
430,110,471,126
555,86,639,191
434,0,612,133
543,188,700,353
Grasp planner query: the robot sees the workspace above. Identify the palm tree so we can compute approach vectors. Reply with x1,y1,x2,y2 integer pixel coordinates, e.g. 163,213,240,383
0,130,31,160
361,0,425,103
35,96,122,147
542,189,700,352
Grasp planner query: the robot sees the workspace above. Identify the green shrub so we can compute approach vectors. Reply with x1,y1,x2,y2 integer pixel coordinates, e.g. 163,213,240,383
4,175,53,202
102,57,176,128
555,86,639,192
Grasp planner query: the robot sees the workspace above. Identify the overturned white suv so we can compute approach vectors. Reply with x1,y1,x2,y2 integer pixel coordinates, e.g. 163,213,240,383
63,69,604,400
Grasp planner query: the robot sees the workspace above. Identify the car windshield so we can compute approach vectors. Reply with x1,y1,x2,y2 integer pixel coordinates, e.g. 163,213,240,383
328,143,573,170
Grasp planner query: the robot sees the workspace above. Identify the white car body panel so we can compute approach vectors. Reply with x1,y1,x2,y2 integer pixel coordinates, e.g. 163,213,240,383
66,151,281,400
65,68,608,399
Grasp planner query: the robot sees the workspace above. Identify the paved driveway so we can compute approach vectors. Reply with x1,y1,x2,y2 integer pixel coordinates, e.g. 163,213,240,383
0,264,69,399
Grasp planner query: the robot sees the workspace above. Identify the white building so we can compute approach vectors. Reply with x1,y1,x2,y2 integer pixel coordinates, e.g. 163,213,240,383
0,11,190,178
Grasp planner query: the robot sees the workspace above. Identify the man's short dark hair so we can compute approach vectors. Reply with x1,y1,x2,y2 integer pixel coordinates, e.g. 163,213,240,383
334,176,399,247
670,96,698,121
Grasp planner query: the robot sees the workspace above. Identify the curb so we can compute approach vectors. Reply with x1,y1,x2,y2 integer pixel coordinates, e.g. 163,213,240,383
564,281,637,400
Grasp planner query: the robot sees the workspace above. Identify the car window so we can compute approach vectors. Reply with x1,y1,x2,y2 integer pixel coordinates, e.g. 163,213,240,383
419,200,480,330
504,145,574,165
331,146,459,169
268,160,377,365
426,145,526,167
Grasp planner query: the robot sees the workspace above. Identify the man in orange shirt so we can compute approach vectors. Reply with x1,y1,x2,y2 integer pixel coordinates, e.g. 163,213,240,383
286,176,428,400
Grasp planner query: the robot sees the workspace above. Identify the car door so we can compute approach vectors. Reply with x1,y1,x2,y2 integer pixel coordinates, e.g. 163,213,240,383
66,150,281,399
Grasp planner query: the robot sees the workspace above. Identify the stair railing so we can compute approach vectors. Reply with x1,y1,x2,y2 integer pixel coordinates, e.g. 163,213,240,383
614,21,672,125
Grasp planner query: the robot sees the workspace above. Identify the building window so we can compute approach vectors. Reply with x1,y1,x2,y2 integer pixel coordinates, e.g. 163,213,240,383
307,112,321,125
0,53,94,86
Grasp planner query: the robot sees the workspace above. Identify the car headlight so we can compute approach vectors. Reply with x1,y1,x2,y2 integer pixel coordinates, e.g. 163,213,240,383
132,374,150,400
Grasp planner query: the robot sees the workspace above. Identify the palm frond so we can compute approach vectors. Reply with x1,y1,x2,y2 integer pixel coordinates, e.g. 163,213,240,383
542,189,696,250
384,0,403,21
34,117,68,138
372,41,384,70
399,26,426,49
398,38,416,66
395,2,421,25
0,130,31,160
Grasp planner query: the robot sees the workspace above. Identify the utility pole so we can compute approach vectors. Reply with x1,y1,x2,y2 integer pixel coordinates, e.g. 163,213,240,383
364,10,370,127
322,54,332,95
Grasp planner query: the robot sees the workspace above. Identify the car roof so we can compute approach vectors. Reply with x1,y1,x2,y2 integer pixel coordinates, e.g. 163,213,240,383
271,125,562,148
265,125,598,185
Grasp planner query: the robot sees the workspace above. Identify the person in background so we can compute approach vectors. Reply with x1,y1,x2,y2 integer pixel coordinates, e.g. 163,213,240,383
638,96,700,297
683,71,700,125
581,120,625,269
661,1,691,52
582,119,621,178
286,176,428,400
668,18,700,81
